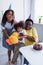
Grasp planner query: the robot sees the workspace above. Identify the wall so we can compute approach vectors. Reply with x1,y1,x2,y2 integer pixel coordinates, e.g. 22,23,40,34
30,0,35,21
0,0,31,22
33,23,43,42
23,0,30,20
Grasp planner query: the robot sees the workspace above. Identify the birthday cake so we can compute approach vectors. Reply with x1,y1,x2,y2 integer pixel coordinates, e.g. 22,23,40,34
33,44,42,50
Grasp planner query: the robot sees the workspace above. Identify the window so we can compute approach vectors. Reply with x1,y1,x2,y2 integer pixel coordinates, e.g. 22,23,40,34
34,0,43,24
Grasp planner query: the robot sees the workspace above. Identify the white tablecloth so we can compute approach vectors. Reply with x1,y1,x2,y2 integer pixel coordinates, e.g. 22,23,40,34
19,42,43,65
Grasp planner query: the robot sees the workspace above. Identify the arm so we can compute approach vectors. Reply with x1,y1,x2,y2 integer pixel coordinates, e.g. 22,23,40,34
1,24,9,38
25,28,38,43
18,30,27,39
32,27,38,43
2,29,9,38
22,29,35,42
18,36,25,40
26,35,35,42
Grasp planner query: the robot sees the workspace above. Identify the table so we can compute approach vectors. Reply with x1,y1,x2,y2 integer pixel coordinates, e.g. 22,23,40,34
19,42,43,65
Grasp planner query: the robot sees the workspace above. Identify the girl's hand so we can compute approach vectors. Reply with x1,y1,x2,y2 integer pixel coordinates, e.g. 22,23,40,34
23,35,27,38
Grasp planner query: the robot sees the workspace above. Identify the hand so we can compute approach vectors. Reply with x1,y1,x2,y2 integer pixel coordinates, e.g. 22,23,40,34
23,35,27,38
26,35,35,42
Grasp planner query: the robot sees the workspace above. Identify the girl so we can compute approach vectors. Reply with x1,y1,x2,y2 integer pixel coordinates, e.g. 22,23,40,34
11,21,26,65
1,10,15,64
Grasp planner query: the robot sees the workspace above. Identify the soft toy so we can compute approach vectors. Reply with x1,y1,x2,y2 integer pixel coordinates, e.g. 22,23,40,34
6,32,19,45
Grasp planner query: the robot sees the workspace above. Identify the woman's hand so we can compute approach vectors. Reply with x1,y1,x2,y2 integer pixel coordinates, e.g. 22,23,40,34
26,35,35,42
2,29,9,38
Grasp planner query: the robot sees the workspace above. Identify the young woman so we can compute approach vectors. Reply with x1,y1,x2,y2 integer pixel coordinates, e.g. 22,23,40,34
1,10,15,64
25,19,38,45
24,19,38,65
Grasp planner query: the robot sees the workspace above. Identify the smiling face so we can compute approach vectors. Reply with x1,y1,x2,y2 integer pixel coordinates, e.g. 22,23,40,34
26,21,33,30
17,27,22,32
6,11,14,22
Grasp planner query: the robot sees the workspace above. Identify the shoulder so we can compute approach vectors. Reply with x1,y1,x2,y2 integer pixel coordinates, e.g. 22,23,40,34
32,27,37,31
32,27,38,34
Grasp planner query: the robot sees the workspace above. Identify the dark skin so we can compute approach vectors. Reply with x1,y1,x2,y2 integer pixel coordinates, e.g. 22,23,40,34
2,30,9,38
25,21,35,42
26,35,35,42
